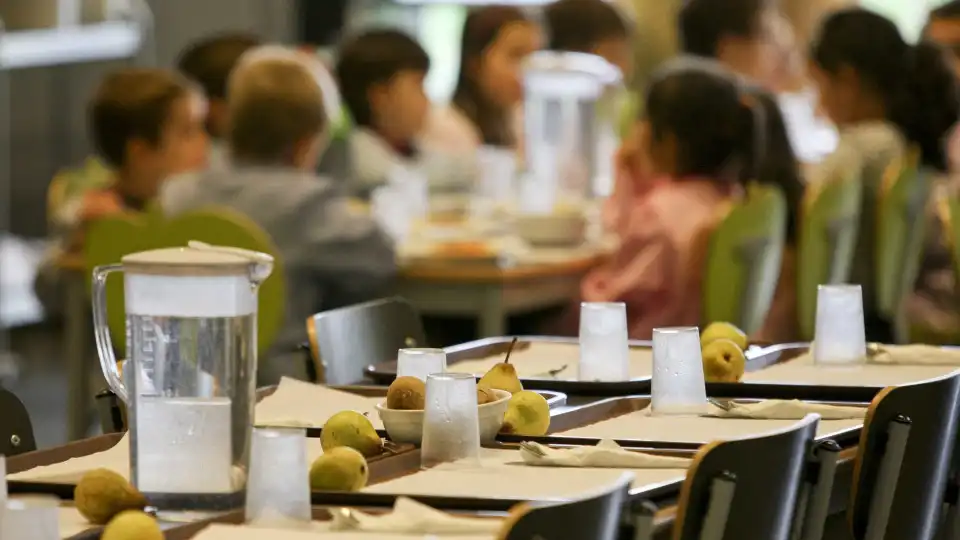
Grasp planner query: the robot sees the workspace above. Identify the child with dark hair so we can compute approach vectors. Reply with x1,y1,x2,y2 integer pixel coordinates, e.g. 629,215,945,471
334,29,431,197
423,6,541,154
580,58,763,338
678,0,778,85
545,0,632,78
809,7,960,341
177,33,261,163
927,0,960,75
35,68,208,316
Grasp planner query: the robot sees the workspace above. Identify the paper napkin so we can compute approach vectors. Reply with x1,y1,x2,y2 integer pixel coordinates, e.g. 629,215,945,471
519,439,691,468
706,400,867,420
328,496,502,535
868,344,960,366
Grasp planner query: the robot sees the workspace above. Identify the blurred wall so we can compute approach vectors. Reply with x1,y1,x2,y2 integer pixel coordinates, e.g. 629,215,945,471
6,0,297,238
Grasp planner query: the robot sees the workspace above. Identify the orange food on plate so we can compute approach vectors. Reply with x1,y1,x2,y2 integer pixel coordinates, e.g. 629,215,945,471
436,241,493,258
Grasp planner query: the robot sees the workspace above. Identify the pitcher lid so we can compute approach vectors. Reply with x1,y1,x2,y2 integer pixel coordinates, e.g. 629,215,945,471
122,242,274,277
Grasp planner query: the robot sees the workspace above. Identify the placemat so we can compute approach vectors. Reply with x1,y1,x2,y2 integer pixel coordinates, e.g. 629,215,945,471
10,435,326,485
255,378,383,429
449,343,652,380
193,523,495,540
365,448,685,500
745,354,958,387
60,506,95,538
559,410,862,444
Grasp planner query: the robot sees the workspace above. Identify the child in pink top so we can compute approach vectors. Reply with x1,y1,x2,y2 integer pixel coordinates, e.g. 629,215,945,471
582,59,764,339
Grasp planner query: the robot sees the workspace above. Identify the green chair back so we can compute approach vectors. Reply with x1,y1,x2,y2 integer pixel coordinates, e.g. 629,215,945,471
875,152,931,342
796,174,863,340
703,184,787,334
84,213,154,355
84,207,286,356
164,208,286,353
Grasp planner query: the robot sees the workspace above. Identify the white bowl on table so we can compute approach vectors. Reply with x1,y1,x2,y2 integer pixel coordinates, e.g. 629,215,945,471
376,389,512,444
515,212,587,247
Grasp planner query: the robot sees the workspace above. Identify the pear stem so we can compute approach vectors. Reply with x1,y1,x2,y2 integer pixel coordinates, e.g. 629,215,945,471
504,337,519,365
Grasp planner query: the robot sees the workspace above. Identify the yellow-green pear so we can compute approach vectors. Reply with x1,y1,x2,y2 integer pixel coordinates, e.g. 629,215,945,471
702,339,747,383
74,469,147,525
479,357,523,395
500,391,550,436
101,511,163,540
321,411,383,457
310,447,369,491
700,322,747,350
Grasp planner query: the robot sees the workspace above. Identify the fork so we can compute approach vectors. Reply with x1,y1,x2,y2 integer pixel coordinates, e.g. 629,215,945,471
519,441,548,457
708,398,735,412
331,507,361,530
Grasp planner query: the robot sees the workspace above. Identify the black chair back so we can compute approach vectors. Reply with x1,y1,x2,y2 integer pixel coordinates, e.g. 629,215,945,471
674,414,819,539
497,472,632,540
850,371,960,540
0,388,36,455
307,296,426,384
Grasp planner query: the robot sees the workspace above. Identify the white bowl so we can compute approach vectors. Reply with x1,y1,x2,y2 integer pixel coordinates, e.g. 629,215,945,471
376,389,512,445
515,212,587,247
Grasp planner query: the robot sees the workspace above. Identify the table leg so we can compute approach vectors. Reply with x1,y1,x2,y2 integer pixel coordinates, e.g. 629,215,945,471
478,289,506,338
64,272,90,441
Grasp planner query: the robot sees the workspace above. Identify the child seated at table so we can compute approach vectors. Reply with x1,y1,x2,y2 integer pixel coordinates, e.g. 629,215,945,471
333,29,431,199
808,8,959,341
177,32,261,168
577,58,763,339
161,46,396,385
34,68,208,316
422,6,541,156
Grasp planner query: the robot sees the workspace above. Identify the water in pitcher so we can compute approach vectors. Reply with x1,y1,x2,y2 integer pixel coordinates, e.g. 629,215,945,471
126,312,256,506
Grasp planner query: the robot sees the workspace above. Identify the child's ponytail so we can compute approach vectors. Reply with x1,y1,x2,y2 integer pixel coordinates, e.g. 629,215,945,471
734,93,766,185
891,41,959,172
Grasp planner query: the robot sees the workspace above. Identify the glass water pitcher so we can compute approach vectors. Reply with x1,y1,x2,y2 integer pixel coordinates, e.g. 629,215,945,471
523,51,623,208
92,241,273,511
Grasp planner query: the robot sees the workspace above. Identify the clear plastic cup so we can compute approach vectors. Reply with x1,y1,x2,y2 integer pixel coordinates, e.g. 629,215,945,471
2,496,59,540
396,348,447,382
651,327,708,415
579,302,630,382
421,373,481,469
245,427,311,528
813,284,868,365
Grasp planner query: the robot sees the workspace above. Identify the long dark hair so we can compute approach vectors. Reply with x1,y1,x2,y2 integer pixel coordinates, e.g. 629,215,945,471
747,86,804,245
645,58,762,187
811,8,960,172
452,6,531,147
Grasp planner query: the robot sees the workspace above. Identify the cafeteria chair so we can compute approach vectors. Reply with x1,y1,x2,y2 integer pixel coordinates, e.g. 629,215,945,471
638,414,819,539
797,172,862,340
306,296,426,384
0,387,37,456
702,183,787,334
874,150,931,344
496,472,632,540
848,371,960,540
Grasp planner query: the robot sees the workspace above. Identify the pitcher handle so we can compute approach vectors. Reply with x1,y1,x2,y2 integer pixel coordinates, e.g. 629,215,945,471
92,264,128,403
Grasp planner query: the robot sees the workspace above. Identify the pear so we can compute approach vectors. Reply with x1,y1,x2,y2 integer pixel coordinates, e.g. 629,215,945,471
479,358,523,395
310,447,369,491
321,411,383,457
74,469,147,525
386,376,426,410
500,391,550,436
700,322,747,350
101,510,163,540
702,339,747,383
477,385,498,405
